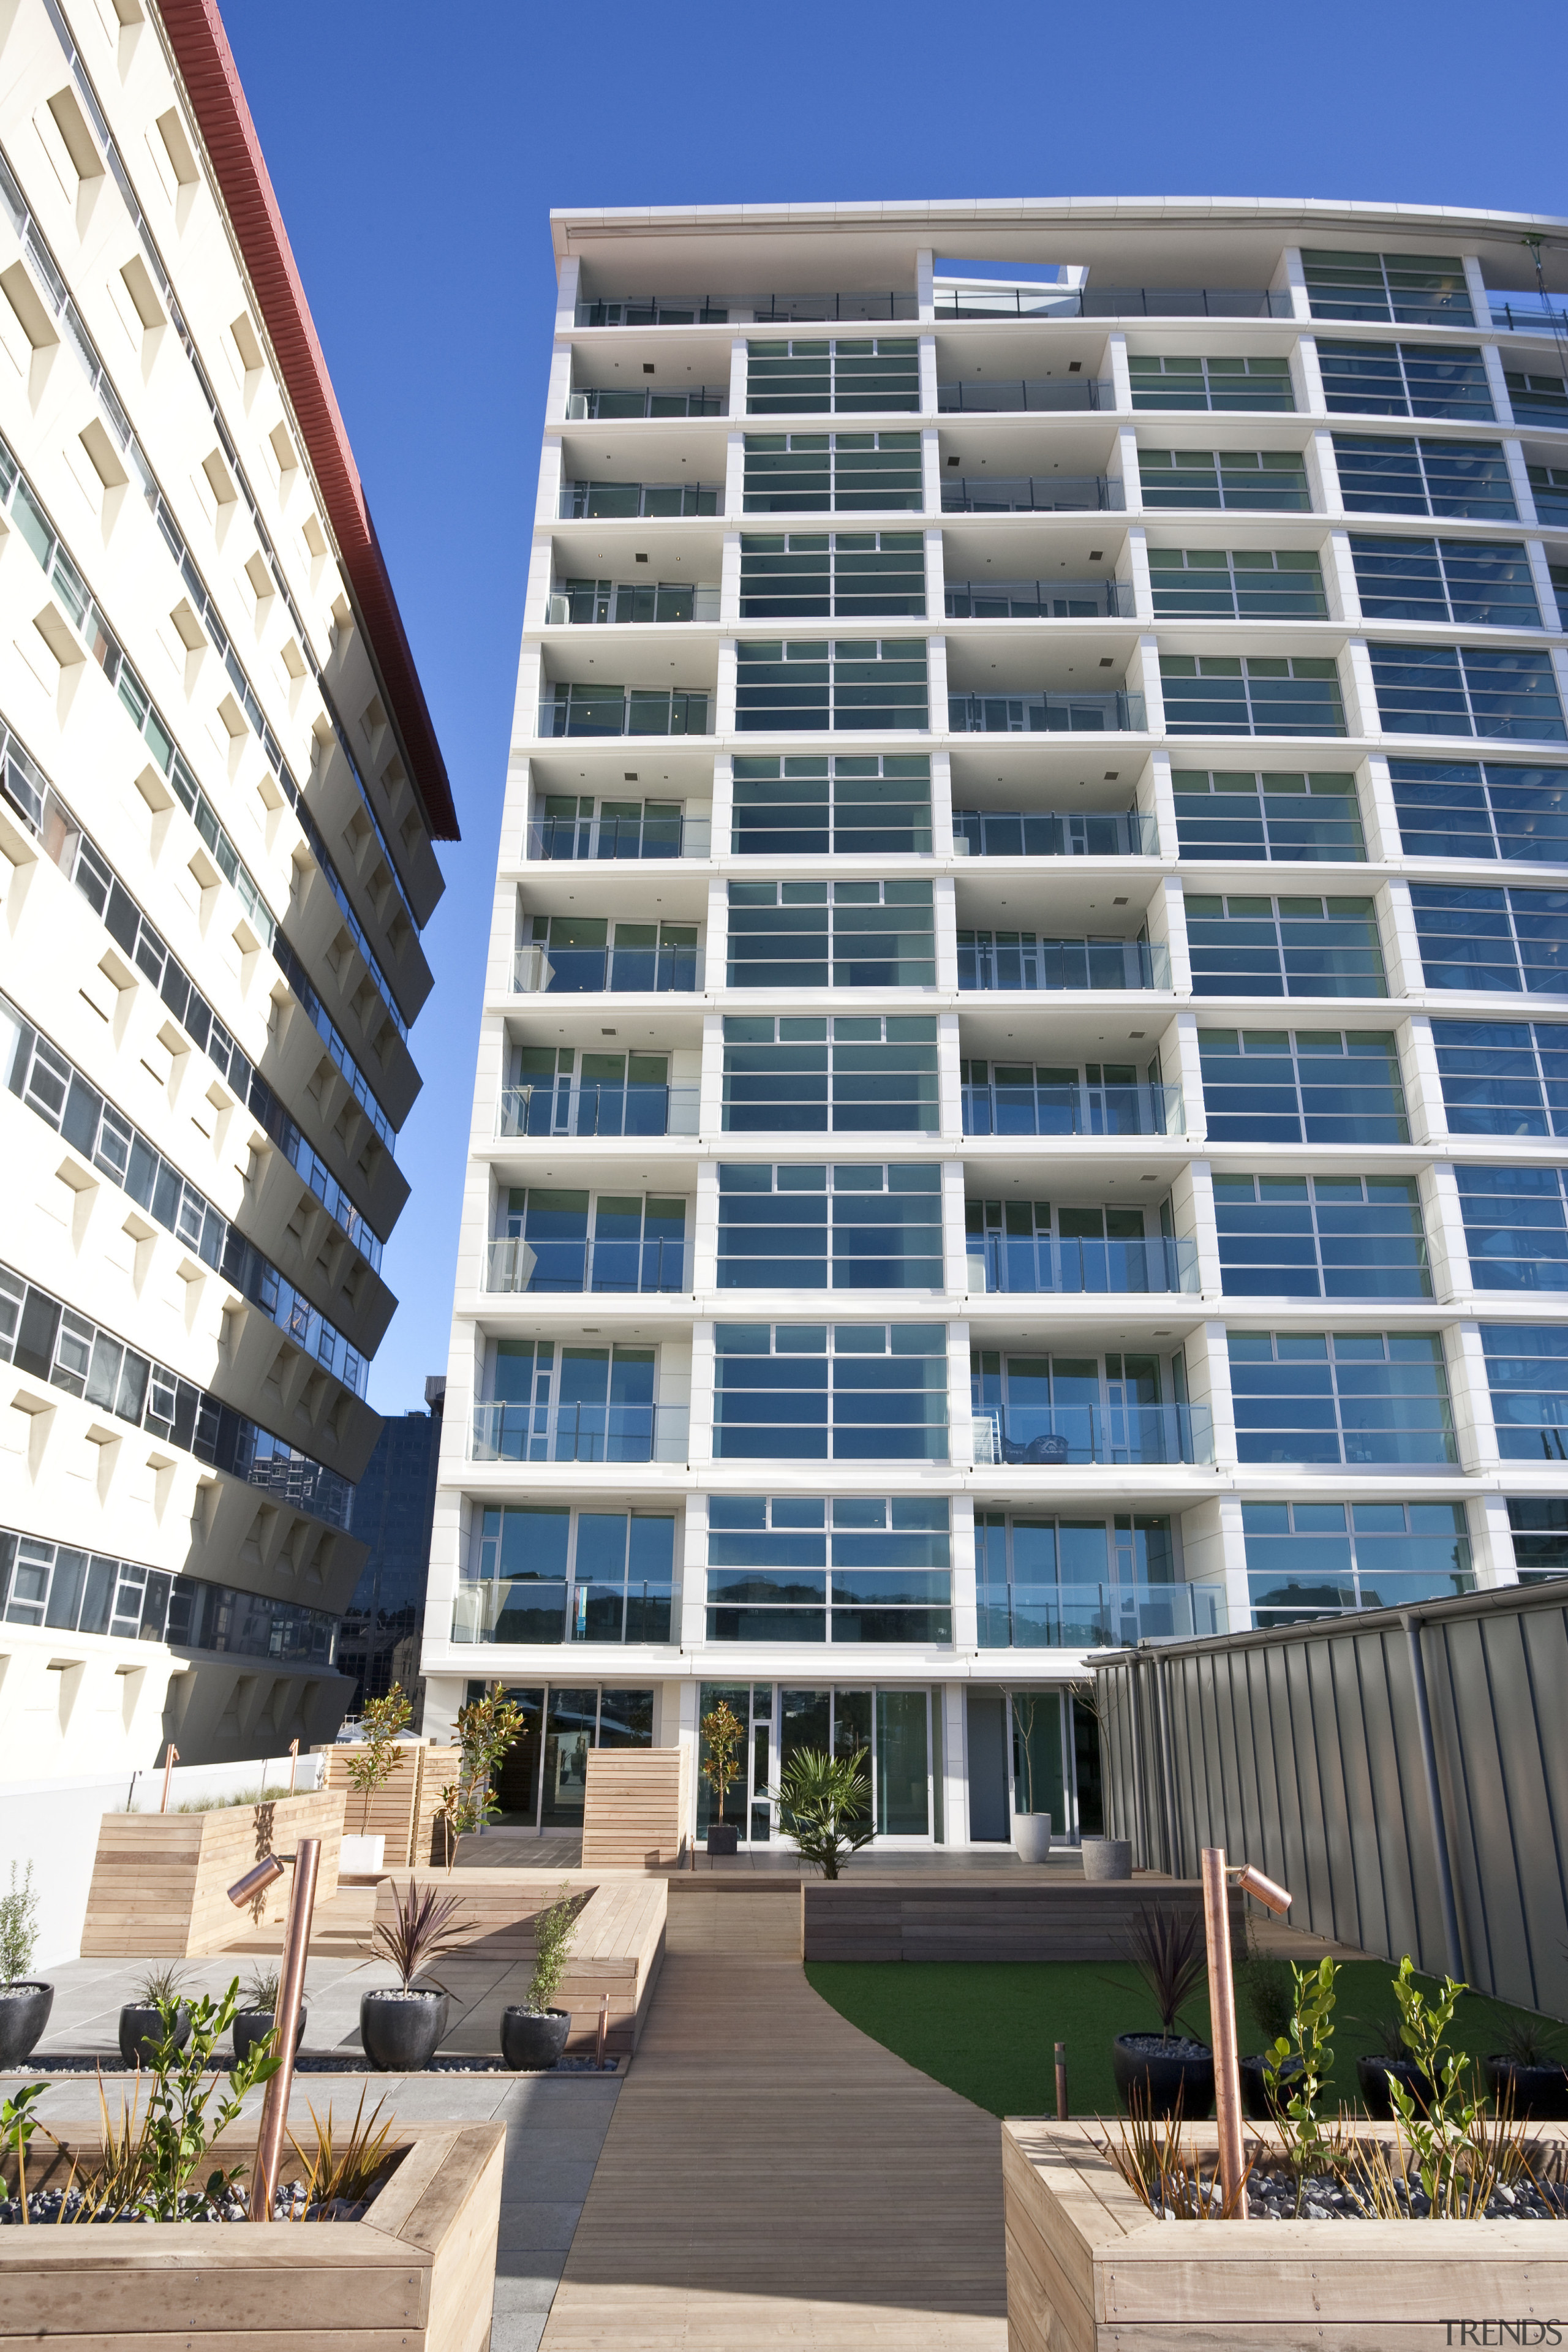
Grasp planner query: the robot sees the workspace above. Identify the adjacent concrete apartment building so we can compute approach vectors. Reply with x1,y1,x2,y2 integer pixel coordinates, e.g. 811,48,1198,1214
424,197,1568,1850
0,0,456,1773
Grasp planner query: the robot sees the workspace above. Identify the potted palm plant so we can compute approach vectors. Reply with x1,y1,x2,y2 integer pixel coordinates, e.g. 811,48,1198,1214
341,1686,413,1873
773,1748,873,1879
361,1879,469,2071
1011,1692,1052,1863
0,1861,51,2068
500,1885,580,2069
1112,1905,1214,2118
1482,2016,1568,2120
231,1963,309,2065
119,1963,190,2068
700,1700,744,1856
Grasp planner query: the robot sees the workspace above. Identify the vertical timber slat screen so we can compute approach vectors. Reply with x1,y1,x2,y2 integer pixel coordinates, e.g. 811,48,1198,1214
1094,1583,1568,2013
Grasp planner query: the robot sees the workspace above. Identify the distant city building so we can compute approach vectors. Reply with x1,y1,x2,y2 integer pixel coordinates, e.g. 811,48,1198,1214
339,1379,445,1721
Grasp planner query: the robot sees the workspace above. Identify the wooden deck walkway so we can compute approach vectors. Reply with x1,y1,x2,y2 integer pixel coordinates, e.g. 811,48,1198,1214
540,1955,1008,2351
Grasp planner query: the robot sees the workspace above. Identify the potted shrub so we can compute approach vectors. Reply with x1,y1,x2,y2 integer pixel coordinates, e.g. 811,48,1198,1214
1112,1905,1214,2119
772,1747,873,1879
1011,1692,1052,1863
341,1685,413,1873
361,1879,469,2071
699,1700,744,1856
0,1861,51,2068
1235,1928,1306,2120
1482,2016,1568,2120
119,1964,192,2068
232,1964,308,2065
1355,2010,1435,2119
451,1684,527,1844
1080,1837,1133,1882
501,1883,580,2070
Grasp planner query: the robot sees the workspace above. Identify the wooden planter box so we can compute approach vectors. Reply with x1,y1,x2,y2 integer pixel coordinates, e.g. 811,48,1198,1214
80,1790,345,1957
581,1744,690,1867
320,1744,462,1867
0,2118,503,2352
1003,2118,1568,2351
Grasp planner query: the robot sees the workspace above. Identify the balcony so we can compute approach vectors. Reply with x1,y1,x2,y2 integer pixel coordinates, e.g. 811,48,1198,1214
575,293,919,326
499,1079,701,1139
962,1076,1182,1137
953,809,1157,858
1479,292,1568,335
971,1401,1214,1467
979,1580,1227,1646
942,475,1126,515
966,1230,1199,1295
937,378,1115,413
513,940,699,995
470,1401,690,1463
452,1577,673,1646
932,284,1292,321
528,809,712,859
484,1232,687,1294
546,582,722,627
958,934,1170,991
945,578,1137,620
559,480,721,519
567,387,727,420
949,690,1147,734
537,687,712,739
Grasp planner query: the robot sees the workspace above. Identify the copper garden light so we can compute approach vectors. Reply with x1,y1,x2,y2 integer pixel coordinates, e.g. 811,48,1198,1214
226,1836,322,2222
1200,1849,1292,2220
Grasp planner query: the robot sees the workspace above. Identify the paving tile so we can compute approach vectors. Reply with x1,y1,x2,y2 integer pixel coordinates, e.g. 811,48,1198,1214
490,2264,567,2315
487,2313,546,2352
493,2206,584,2257
497,2158,600,2206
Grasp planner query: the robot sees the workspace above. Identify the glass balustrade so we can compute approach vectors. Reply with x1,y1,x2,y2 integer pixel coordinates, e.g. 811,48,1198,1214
970,1401,1213,1466
952,809,1158,856
949,691,1146,733
527,810,711,859
957,935,1171,991
941,475,1126,514
966,1232,1199,1294
537,688,712,738
499,1081,701,1139
566,387,727,419
945,579,1138,620
977,1579,1229,1645
575,293,920,326
469,1401,690,1464
937,378,1115,412
484,1235,688,1294
513,942,700,994
962,1079,1184,1135
932,285,1292,320
546,584,722,627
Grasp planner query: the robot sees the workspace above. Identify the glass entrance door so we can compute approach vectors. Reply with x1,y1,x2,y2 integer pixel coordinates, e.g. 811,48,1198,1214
874,1688,932,1838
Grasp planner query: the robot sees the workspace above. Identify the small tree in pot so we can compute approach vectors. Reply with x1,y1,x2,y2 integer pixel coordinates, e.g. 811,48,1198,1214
231,1964,309,2066
700,1700,745,1855
120,1964,192,2069
502,1884,581,2070
361,1879,469,2071
341,1685,413,1871
1112,1905,1214,2119
1483,2016,1568,2121
0,1862,51,2068
454,1684,528,1839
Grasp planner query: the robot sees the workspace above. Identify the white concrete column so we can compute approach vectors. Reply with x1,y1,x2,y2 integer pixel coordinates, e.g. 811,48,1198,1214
534,440,563,526
1175,1494,1251,1633
1359,752,1401,864
708,752,733,860
555,256,581,331
1399,1014,1448,1147
499,756,532,871
1503,439,1538,526
1445,1321,1500,1474
548,344,573,422
1114,424,1142,511
1146,745,1176,856
949,1493,978,1653
1167,1009,1207,1146
923,524,946,621
1172,1157,1221,1297
720,529,742,624
1107,331,1132,413
679,1492,708,1648
1133,633,1165,734
699,1009,725,1139
918,333,938,415
930,747,954,855
1307,429,1343,519
1525,537,1559,625
1183,1319,1237,1467
1280,247,1311,323
940,1156,968,1298
1480,342,1513,426
945,1316,973,1468
1125,524,1153,622
715,638,737,734
937,1009,963,1142
941,1681,968,1845
932,872,959,990
692,1159,720,1293
916,249,935,324
703,876,728,993
1419,1161,1471,1303
723,431,745,520
1343,637,1379,739
1463,256,1494,330
1471,1494,1519,1591
687,1319,715,1468
524,537,556,636
925,634,948,734
921,424,942,516
1325,529,1361,626
1378,876,1423,1000
1294,334,1327,417
1150,873,1190,995
728,337,749,420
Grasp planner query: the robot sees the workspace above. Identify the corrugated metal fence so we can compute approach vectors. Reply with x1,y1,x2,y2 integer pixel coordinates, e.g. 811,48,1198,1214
1094,1580,1568,2016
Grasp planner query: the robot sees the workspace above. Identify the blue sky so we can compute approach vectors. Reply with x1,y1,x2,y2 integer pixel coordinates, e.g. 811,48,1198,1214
222,0,1568,1414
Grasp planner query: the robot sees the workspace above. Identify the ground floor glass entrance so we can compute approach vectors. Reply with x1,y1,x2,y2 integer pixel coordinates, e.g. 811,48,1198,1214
698,1683,944,1845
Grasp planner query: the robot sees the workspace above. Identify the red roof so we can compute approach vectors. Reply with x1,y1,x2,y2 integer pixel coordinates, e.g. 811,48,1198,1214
158,0,459,840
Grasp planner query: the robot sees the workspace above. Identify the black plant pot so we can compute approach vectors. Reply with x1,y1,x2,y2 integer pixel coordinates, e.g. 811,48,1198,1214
1356,2053,1436,2119
500,2006,571,2071
1238,2051,1306,2122
119,2001,190,2069
232,2006,308,2065
706,1822,739,1856
0,1981,53,2067
360,1988,449,2071
1482,2053,1568,2120
1112,2033,1215,2120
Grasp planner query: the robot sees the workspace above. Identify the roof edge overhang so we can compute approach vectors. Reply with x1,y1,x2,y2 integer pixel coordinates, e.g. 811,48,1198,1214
157,0,459,842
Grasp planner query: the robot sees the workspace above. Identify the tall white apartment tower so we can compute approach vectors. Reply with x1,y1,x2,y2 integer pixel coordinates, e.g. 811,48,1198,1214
426,200,1568,1852
0,0,456,1773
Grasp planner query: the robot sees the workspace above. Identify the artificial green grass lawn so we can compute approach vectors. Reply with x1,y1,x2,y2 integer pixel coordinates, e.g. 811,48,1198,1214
804,1958,1562,2120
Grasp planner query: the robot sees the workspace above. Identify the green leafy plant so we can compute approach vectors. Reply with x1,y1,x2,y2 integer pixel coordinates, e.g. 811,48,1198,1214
172,1784,292,1813
1103,2105,1253,2220
135,1963,187,2009
1262,1956,1339,2202
453,1685,527,1833
699,1700,745,1827
772,1747,874,1880
526,1883,581,2013
344,1686,413,1834
0,2082,52,2215
1380,1956,1484,2214
370,1877,469,1993
434,1782,462,1872
241,1966,281,2013
1235,1921,1296,2049
81,1983,281,2219
1122,1905,1207,2041
0,1861,40,1984
288,2088,398,2216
